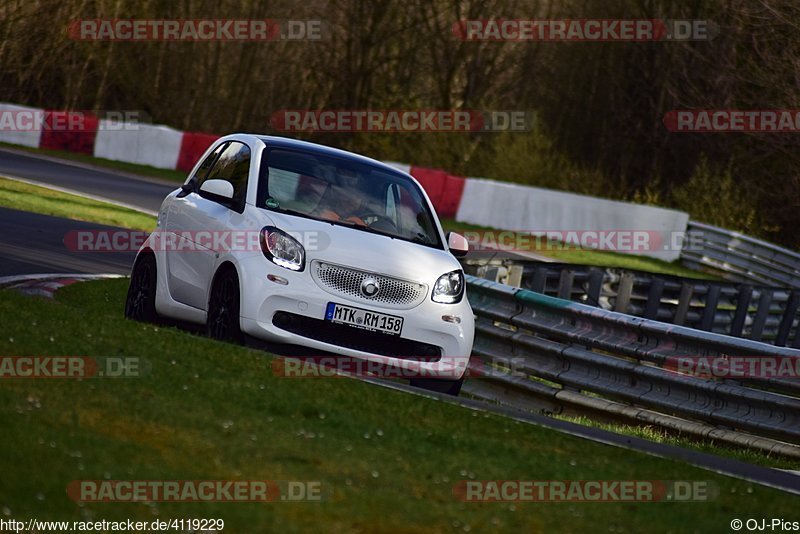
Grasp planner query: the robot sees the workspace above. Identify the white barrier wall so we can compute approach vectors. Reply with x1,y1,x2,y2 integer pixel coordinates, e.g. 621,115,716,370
0,103,44,148
381,161,412,174
94,121,183,170
456,178,689,261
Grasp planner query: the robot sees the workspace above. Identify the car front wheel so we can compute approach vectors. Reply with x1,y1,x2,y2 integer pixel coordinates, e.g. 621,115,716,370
207,267,243,344
124,253,159,323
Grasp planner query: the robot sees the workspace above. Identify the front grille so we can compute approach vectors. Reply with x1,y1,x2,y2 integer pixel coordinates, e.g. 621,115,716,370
312,261,427,309
272,312,441,361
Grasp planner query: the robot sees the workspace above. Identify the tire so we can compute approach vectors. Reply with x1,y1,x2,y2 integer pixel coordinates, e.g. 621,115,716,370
124,253,159,323
207,267,243,344
409,376,464,396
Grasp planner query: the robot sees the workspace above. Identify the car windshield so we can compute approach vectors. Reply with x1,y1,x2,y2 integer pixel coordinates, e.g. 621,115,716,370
258,147,442,248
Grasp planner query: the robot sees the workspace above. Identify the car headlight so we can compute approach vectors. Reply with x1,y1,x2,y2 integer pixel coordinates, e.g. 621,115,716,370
432,269,464,304
260,226,305,271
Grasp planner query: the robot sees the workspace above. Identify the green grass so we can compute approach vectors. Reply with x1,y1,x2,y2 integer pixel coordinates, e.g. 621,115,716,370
0,280,798,532
557,416,799,471
0,177,156,231
441,218,720,280
0,141,187,183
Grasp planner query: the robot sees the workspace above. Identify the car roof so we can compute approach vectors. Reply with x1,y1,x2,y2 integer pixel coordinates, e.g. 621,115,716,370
246,135,406,176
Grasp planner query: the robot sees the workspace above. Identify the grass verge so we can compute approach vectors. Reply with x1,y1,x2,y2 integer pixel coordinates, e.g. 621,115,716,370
0,177,156,232
557,415,798,471
0,279,797,531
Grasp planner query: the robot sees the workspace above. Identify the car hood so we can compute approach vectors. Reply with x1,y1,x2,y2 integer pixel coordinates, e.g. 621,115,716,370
259,210,461,283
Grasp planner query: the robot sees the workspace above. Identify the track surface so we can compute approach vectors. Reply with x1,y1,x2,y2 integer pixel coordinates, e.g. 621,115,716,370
0,147,175,212
0,207,137,276
0,146,798,494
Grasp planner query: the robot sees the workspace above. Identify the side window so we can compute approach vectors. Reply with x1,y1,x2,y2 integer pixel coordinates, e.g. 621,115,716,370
193,142,228,184
201,141,251,210
395,182,433,238
385,184,398,223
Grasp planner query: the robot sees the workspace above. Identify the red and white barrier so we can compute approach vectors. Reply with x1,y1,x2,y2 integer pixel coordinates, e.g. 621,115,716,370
177,132,220,173
409,166,466,218
0,103,44,148
94,122,183,169
0,101,691,260
378,162,465,218
39,110,99,155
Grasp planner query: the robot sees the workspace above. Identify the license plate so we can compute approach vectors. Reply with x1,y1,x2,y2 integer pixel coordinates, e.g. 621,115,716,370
325,302,403,335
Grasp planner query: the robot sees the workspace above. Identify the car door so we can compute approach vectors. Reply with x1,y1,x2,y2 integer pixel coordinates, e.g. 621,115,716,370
165,141,251,309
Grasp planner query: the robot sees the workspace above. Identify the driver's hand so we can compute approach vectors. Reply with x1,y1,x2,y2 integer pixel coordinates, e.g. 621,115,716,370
343,216,366,226
318,209,341,222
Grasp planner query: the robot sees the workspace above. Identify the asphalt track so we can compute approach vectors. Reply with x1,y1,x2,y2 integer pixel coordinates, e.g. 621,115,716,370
0,207,137,276
0,147,175,212
0,146,798,495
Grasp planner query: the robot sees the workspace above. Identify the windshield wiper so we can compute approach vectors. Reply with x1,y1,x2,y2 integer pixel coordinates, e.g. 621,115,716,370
345,223,436,246
409,235,435,246
266,205,437,246
268,206,332,225
334,219,392,237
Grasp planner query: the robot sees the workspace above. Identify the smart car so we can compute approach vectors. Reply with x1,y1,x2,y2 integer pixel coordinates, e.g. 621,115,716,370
124,134,474,394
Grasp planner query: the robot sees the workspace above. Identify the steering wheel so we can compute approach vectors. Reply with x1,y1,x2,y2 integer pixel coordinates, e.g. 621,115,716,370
357,212,398,232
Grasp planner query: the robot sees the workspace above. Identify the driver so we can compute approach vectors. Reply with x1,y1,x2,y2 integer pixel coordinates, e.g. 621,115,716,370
314,169,372,226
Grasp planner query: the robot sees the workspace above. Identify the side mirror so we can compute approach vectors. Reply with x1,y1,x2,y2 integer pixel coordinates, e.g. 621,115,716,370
177,179,195,198
447,232,469,258
199,179,234,200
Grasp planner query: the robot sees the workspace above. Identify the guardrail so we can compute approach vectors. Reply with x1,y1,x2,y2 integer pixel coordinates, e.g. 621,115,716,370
463,260,800,347
681,221,800,289
463,274,800,457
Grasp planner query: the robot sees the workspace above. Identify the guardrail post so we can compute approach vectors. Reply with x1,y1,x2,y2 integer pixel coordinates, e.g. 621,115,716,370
730,284,753,337
673,282,694,325
643,278,665,319
586,268,604,307
776,290,800,347
614,273,635,313
530,266,547,293
506,264,524,288
750,289,774,342
482,265,503,283
700,285,721,332
558,270,574,300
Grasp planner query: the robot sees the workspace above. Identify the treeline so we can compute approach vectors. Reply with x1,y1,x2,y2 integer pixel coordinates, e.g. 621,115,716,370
1,0,799,248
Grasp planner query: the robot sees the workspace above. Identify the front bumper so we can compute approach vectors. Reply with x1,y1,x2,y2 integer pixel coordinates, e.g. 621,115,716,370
237,255,475,379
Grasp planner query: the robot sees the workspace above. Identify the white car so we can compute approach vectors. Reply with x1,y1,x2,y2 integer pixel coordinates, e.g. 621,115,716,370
125,134,474,394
